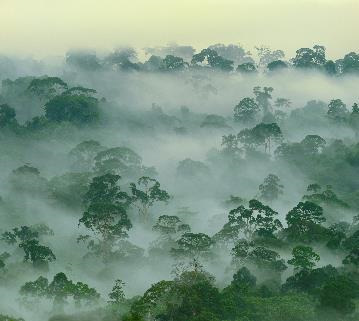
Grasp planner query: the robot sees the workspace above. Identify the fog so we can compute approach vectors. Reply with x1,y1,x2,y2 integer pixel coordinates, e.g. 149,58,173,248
0,46,359,321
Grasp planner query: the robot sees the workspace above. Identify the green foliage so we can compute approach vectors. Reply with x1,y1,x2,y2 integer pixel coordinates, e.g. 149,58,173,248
108,279,126,304
221,199,282,242
171,232,213,259
1,225,56,269
0,103,18,128
160,55,188,71
245,294,316,321
20,272,100,312
287,246,320,271
238,122,282,153
303,184,349,208
282,264,338,295
19,239,56,268
49,172,93,208
27,77,68,100
234,97,260,124
45,94,100,124
327,99,349,122
267,60,288,72
130,176,170,220
319,275,358,314
79,174,132,261
237,62,257,73
192,48,234,71
69,140,106,172
292,45,326,70
93,147,155,179
258,174,283,202
341,52,359,74
285,201,327,243
231,241,287,273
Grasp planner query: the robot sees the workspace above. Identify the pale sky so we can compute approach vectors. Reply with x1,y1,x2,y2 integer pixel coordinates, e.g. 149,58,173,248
0,0,358,59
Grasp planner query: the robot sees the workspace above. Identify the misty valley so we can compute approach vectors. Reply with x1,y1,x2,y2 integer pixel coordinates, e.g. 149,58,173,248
0,44,359,321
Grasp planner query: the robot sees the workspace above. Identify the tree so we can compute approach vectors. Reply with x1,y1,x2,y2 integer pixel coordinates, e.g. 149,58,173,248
1,225,56,269
49,172,93,208
255,46,285,68
243,294,317,321
103,48,140,71
69,140,106,172
200,114,229,128
285,201,326,243
108,279,126,304
253,86,273,115
221,134,241,157
267,60,288,72
232,245,287,273
221,266,256,320
191,48,234,71
27,77,68,101
343,247,359,267
326,222,349,250
220,199,282,242
341,51,359,75
324,60,337,75
44,94,100,124
234,97,260,124
231,266,256,293
64,86,97,97
171,232,214,259
8,165,48,196
19,239,56,269
237,62,257,73
292,45,326,69
130,176,170,221
66,50,102,71
300,135,326,155
153,215,189,237
93,147,155,179
327,99,348,122
79,174,132,261
0,104,18,128
167,270,222,321
238,122,283,153
258,174,284,202
282,264,338,295
342,230,359,268
303,185,349,209
274,98,291,110
160,55,188,71
20,272,99,313
208,43,254,65
287,246,320,271
0,252,10,270
307,183,321,193
319,276,358,314
349,103,359,137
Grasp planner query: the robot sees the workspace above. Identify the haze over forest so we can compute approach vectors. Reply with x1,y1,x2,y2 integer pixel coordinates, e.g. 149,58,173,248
1,1,359,321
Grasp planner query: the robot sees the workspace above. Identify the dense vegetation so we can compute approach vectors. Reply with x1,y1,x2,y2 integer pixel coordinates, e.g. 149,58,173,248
1,43,359,321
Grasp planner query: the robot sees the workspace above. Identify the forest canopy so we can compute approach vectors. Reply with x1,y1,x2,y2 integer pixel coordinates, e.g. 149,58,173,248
0,43,359,321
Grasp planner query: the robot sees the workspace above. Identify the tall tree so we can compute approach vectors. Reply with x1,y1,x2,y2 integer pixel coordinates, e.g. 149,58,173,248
287,246,320,271
234,97,260,124
258,174,284,202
